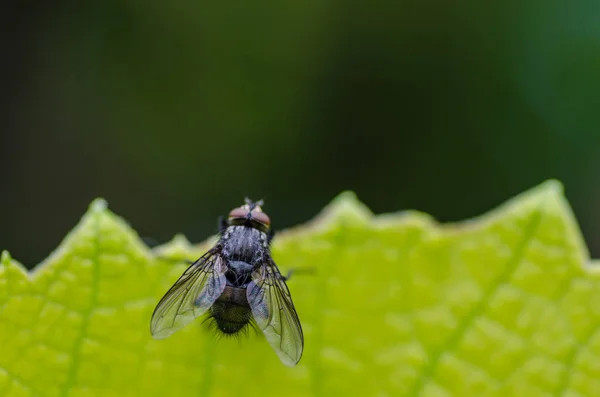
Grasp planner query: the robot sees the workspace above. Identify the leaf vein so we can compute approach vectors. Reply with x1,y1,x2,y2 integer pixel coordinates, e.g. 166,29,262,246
59,213,102,397
555,323,600,396
407,207,543,396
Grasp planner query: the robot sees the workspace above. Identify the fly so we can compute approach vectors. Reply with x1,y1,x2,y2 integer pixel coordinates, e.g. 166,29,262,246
150,198,304,367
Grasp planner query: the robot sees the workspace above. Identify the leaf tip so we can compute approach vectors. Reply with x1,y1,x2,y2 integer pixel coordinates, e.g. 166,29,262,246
171,234,192,248
332,190,360,203
154,233,196,258
89,198,108,213
1,250,12,263
538,179,564,196
317,190,373,227
0,250,28,278
523,179,570,215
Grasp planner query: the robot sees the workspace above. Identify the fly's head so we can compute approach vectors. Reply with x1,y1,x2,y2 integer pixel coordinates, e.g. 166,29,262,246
228,198,271,233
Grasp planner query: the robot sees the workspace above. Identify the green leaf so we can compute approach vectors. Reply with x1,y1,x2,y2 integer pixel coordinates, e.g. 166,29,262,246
1,180,599,397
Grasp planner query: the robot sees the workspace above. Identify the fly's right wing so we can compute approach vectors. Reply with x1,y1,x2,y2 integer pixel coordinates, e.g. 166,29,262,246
246,257,304,367
151,248,227,339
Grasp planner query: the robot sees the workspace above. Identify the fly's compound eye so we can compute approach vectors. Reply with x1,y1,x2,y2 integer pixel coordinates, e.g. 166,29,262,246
251,210,271,226
229,207,250,219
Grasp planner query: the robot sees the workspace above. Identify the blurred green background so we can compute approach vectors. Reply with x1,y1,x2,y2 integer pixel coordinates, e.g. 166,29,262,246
2,0,599,267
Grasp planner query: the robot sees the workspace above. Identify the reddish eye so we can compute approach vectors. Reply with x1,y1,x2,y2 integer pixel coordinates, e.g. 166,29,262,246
251,210,271,226
229,207,249,219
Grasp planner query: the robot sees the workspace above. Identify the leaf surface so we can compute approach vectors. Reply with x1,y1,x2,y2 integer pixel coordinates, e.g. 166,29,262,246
1,181,598,397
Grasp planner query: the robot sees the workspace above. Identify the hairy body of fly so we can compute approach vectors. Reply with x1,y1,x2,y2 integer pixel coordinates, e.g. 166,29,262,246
209,225,269,335
151,198,304,367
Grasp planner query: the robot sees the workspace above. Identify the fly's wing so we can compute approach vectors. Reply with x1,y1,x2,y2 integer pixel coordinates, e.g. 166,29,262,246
151,248,227,339
247,257,304,367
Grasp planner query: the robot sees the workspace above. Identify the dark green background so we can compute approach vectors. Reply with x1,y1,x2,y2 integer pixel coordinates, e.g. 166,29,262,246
2,1,599,266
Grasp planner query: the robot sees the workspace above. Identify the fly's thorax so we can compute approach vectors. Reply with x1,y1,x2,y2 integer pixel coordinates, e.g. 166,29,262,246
225,260,253,287
220,225,269,263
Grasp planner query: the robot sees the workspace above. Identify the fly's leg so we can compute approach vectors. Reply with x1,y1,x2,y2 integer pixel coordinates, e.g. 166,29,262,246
157,256,195,266
267,228,275,245
283,267,316,281
218,216,228,234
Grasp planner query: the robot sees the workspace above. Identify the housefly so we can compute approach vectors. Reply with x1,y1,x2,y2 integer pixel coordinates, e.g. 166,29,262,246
150,199,303,367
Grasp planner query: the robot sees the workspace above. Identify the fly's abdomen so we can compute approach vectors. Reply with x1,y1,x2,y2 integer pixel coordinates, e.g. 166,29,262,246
210,286,252,334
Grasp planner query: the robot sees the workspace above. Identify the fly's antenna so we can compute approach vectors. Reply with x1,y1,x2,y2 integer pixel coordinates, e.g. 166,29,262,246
244,197,265,211
245,197,257,211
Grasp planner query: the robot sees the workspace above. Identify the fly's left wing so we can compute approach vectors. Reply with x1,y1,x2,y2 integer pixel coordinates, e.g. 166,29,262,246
247,257,304,367
151,248,227,339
